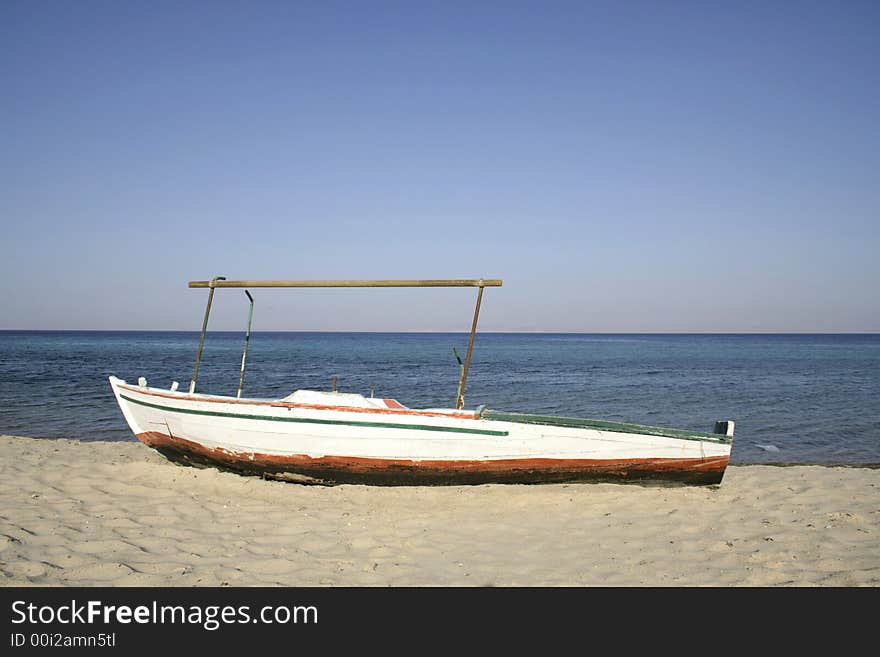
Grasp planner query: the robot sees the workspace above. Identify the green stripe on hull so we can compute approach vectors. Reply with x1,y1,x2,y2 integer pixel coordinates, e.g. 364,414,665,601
481,410,732,444
120,394,509,436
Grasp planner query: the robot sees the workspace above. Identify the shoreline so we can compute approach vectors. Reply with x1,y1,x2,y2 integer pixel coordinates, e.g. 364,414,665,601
9,436,880,470
1,434,878,586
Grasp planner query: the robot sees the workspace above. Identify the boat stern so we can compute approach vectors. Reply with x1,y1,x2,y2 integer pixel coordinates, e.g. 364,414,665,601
714,420,735,438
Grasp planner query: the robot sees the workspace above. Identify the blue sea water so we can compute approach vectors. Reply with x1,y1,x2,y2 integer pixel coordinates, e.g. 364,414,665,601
0,331,877,466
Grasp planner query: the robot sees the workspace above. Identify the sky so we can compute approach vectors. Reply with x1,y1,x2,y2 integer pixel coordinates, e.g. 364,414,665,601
1,0,878,332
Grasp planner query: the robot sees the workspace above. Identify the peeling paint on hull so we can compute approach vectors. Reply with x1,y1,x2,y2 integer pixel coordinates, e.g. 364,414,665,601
136,431,729,486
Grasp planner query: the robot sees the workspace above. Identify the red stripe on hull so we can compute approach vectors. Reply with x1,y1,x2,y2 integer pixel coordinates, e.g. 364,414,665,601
136,431,729,486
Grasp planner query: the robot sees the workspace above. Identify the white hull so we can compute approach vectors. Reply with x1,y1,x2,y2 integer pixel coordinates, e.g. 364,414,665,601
109,376,732,485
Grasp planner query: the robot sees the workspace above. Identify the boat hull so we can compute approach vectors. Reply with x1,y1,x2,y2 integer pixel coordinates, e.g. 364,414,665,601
110,377,732,486
136,430,729,485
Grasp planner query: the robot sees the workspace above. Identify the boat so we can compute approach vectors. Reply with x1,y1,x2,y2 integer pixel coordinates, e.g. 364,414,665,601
109,278,734,486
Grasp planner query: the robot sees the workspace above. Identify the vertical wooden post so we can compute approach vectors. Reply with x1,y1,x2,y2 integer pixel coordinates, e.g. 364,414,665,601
189,276,225,394
456,285,484,409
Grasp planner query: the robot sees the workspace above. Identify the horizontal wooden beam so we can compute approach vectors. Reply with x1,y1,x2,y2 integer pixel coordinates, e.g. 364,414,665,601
188,279,503,289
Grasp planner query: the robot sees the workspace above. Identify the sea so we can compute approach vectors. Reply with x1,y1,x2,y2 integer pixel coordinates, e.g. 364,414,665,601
0,331,877,466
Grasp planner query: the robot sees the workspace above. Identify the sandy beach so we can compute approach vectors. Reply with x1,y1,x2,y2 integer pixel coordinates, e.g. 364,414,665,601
1,434,877,587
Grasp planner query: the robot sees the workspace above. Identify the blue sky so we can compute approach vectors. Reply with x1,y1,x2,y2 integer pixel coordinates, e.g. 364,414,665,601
2,1,877,331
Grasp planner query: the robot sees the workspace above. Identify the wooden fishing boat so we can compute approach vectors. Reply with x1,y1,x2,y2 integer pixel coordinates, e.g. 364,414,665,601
110,278,734,486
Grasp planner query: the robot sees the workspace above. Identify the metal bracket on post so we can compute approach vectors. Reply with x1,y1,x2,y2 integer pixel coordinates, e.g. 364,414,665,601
453,347,464,408
456,283,485,410
189,276,226,394
236,290,254,399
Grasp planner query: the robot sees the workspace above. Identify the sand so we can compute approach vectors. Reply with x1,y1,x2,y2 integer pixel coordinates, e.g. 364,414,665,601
0,434,877,587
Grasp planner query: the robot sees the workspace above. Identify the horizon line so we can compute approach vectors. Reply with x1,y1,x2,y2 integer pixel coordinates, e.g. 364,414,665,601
1,329,878,335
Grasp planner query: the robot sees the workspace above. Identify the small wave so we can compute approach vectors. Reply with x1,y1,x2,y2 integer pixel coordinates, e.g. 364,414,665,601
755,444,781,452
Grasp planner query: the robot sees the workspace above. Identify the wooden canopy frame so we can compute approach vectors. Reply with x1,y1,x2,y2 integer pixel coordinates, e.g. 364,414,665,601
187,278,503,409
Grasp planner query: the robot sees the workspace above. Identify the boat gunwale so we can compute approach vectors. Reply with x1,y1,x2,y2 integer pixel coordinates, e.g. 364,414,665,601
117,392,509,436
481,410,734,445
114,381,479,420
